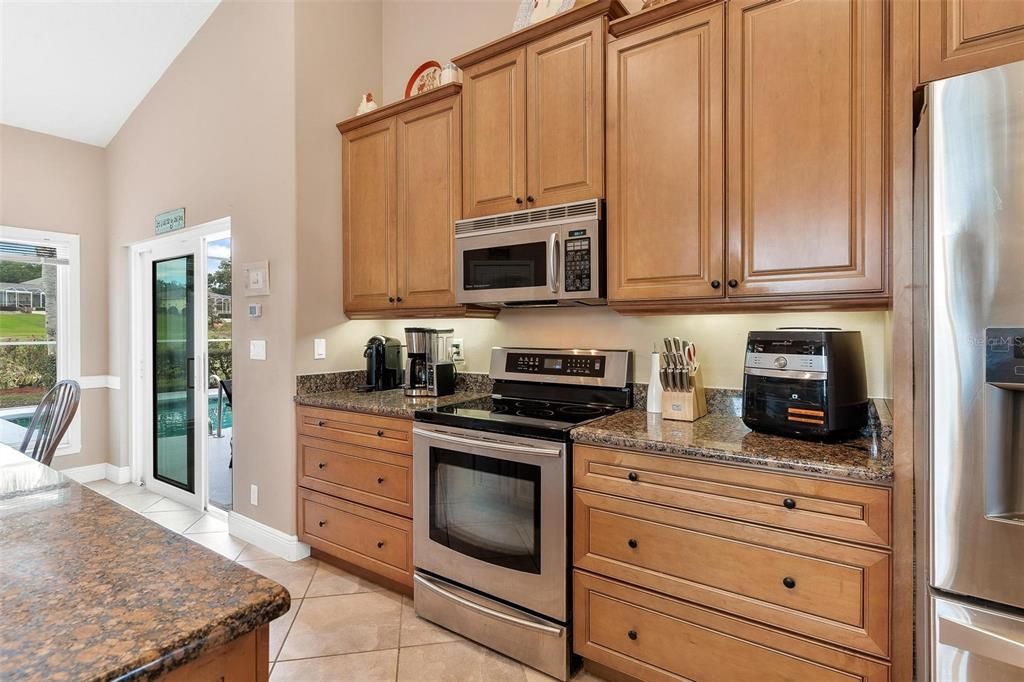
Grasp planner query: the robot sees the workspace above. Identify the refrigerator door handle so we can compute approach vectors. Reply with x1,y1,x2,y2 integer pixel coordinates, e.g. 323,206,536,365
938,614,1024,669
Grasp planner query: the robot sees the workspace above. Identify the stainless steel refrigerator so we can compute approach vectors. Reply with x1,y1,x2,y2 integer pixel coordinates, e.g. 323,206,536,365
918,59,1024,680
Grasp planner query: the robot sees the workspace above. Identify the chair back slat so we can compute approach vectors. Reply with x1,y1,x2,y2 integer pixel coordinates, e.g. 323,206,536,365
19,380,81,466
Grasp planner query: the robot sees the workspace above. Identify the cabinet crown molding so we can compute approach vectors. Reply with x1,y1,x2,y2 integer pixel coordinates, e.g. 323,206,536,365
452,0,628,69
337,83,462,134
609,0,721,38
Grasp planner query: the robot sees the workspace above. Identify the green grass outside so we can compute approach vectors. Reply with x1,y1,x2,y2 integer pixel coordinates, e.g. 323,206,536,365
0,312,47,341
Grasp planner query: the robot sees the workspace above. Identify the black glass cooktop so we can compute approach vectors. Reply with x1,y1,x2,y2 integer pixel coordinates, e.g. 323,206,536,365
414,396,623,441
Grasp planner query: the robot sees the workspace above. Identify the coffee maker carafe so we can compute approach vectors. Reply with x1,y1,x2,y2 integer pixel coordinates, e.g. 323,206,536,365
359,336,403,392
404,327,456,397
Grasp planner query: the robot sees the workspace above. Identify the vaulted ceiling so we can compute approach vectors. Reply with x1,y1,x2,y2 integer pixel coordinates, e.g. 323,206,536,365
1,0,220,147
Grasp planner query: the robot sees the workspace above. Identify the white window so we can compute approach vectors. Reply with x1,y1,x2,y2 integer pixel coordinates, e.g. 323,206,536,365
0,226,81,454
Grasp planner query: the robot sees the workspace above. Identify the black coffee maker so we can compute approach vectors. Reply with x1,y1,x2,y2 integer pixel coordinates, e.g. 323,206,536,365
359,336,403,392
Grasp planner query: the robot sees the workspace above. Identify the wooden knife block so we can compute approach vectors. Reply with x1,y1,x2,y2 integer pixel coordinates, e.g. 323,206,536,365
661,365,707,422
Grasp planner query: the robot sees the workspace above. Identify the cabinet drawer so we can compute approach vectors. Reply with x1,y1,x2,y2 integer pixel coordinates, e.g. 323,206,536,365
574,444,890,547
574,490,890,657
298,489,413,588
574,571,890,682
298,436,412,517
297,406,412,454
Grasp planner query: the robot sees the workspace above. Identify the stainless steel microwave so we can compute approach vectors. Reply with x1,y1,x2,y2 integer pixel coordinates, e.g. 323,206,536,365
455,200,605,307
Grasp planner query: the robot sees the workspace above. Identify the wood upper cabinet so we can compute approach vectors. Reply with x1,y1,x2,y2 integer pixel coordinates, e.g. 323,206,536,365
920,0,1024,82
725,0,886,299
342,117,396,312
606,4,725,302
396,96,461,309
527,17,605,208
461,49,527,218
456,2,626,219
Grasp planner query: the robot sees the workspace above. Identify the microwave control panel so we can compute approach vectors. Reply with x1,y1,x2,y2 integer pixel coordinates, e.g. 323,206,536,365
505,352,606,378
564,234,592,292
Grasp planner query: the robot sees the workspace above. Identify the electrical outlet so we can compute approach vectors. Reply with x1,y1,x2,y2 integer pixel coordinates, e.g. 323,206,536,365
250,484,258,506
451,338,465,363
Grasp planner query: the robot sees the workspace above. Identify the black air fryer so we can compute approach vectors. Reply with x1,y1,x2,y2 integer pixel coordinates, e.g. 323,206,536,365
741,329,868,440
359,336,403,392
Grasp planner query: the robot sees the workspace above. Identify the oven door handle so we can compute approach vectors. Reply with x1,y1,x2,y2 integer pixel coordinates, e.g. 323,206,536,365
412,427,562,457
414,573,564,637
548,232,559,294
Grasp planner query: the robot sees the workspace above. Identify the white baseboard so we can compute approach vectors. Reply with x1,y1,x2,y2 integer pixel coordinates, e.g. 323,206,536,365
228,511,310,562
61,463,132,484
105,464,132,484
79,375,121,390
60,463,107,483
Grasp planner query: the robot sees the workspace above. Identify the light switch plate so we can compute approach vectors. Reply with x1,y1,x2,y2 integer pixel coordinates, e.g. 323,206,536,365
314,338,326,360
250,484,258,506
249,339,267,360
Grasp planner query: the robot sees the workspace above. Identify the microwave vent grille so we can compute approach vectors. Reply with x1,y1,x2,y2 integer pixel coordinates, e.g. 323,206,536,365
455,199,600,235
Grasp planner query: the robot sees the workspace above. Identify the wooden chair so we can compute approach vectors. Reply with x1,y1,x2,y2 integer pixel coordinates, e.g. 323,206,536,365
19,380,81,467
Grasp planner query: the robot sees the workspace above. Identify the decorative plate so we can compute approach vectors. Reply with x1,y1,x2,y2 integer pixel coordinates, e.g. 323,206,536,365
513,0,577,31
405,61,443,98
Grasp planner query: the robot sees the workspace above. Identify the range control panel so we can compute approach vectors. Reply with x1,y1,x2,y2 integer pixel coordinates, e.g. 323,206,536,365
506,352,606,378
985,328,1024,387
564,232,593,293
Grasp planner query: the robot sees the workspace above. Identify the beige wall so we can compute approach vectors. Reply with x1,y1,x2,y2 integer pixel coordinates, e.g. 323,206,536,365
106,0,298,533
295,0,384,376
0,124,111,470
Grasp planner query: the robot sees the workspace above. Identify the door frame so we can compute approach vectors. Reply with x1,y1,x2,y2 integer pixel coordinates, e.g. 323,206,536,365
127,217,231,511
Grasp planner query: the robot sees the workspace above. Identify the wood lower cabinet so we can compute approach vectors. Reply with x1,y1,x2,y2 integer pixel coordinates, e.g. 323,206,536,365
456,0,625,219
920,0,1024,82
572,445,893,680
725,0,886,299
337,84,495,319
296,407,414,590
160,625,269,681
606,4,725,302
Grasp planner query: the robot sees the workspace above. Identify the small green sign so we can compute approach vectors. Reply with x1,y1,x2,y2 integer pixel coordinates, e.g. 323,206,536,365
155,207,185,234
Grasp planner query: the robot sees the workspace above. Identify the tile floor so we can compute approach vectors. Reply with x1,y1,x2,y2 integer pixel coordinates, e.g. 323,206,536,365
83,479,605,682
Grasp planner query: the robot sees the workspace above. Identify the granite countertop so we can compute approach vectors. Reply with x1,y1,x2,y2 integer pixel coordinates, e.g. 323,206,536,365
294,387,487,419
572,400,893,484
0,445,290,681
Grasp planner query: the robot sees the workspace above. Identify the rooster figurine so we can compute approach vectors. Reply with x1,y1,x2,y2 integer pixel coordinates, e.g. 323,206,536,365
356,92,378,115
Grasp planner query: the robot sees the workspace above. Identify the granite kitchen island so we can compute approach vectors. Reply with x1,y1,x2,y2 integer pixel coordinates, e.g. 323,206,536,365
0,444,289,681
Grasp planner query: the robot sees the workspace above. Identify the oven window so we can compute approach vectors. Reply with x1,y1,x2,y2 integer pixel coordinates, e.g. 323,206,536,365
462,242,547,290
429,447,541,574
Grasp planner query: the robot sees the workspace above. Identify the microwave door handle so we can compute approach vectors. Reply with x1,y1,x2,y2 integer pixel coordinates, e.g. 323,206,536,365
412,427,562,457
548,232,559,294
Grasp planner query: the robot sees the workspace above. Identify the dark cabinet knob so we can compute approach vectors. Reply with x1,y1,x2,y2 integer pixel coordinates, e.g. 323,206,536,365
396,296,403,303
727,279,739,288
317,420,326,427
515,197,524,205
711,280,721,289
627,630,638,641
627,471,639,482
318,462,326,470
783,576,796,589
318,520,327,527
527,195,535,203
377,476,385,484
377,540,385,549
783,498,797,510
388,296,395,303
627,538,638,549
376,430,385,437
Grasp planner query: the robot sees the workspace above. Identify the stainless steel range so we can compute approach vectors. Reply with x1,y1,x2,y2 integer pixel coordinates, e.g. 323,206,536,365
412,347,632,680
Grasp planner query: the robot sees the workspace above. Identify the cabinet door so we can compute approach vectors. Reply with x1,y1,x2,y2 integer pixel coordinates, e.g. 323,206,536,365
462,49,527,218
527,17,605,209
920,0,1024,82
726,0,885,298
342,117,396,312
396,95,461,309
607,5,725,302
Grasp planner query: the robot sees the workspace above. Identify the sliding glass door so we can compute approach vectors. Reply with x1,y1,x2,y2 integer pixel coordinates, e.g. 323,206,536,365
152,255,195,492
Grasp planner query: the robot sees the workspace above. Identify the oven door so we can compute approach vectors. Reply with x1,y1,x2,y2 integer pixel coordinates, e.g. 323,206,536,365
412,423,567,621
456,225,561,305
